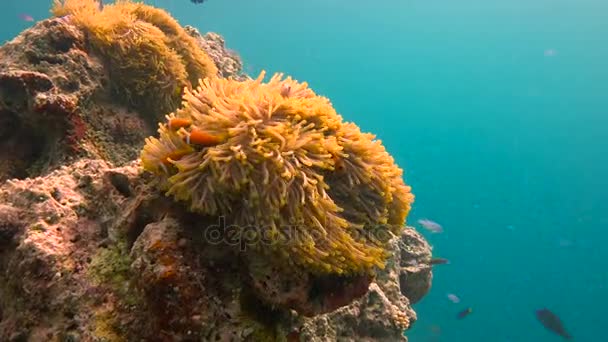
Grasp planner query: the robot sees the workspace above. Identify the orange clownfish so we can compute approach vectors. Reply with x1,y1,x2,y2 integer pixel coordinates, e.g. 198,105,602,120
168,117,193,130
185,129,225,146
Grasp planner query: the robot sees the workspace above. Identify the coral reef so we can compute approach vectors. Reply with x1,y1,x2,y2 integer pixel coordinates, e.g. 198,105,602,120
398,226,433,304
0,159,431,340
0,4,244,182
141,72,415,275
184,27,249,81
51,0,218,118
0,1,433,341
0,17,105,181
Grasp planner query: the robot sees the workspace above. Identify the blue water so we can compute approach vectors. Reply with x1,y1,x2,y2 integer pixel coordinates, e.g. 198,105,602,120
2,0,607,340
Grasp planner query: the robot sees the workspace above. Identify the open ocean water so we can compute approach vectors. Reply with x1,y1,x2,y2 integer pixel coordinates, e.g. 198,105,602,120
2,0,607,341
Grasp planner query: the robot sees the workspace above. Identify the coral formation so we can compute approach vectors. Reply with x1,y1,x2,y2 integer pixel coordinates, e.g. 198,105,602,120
0,5,243,181
51,0,218,118
398,226,433,304
141,72,415,275
0,160,431,340
0,17,105,181
296,228,429,341
184,27,249,81
247,252,375,316
0,2,432,340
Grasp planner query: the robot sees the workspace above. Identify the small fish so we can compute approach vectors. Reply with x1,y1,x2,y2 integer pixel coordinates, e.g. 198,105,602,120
185,129,225,146
168,117,193,130
19,14,34,22
456,307,473,319
418,218,443,233
447,293,460,303
535,308,572,340
430,257,450,265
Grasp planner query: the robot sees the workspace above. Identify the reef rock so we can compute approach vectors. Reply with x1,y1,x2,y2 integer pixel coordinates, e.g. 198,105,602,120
0,159,432,341
0,15,246,182
297,228,432,341
185,26,249,81
0,7,432,342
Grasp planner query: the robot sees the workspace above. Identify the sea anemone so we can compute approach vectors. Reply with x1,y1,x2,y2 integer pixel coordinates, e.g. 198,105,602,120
141,71,414,275
51,0,218,117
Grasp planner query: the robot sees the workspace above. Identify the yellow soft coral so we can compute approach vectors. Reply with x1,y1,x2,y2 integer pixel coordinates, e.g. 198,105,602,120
51,0,218,117
141,71,414,275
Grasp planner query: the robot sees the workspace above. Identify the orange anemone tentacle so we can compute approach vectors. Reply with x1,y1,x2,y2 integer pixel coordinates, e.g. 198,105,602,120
186,129,225,146
168,118,193,130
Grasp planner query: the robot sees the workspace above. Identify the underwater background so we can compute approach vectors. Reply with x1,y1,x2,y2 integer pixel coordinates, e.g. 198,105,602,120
1,0,606,340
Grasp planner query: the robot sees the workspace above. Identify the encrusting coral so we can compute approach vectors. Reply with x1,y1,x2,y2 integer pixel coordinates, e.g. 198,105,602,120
51,0,218,117
141,71,415,275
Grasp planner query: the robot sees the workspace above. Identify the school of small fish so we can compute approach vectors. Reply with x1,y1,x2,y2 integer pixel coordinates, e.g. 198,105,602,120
415,216,573,340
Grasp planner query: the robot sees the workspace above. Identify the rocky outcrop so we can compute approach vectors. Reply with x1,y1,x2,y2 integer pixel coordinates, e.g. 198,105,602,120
0,12,432,342
0,17,246,182
0,159,432,341
185,26,249,82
